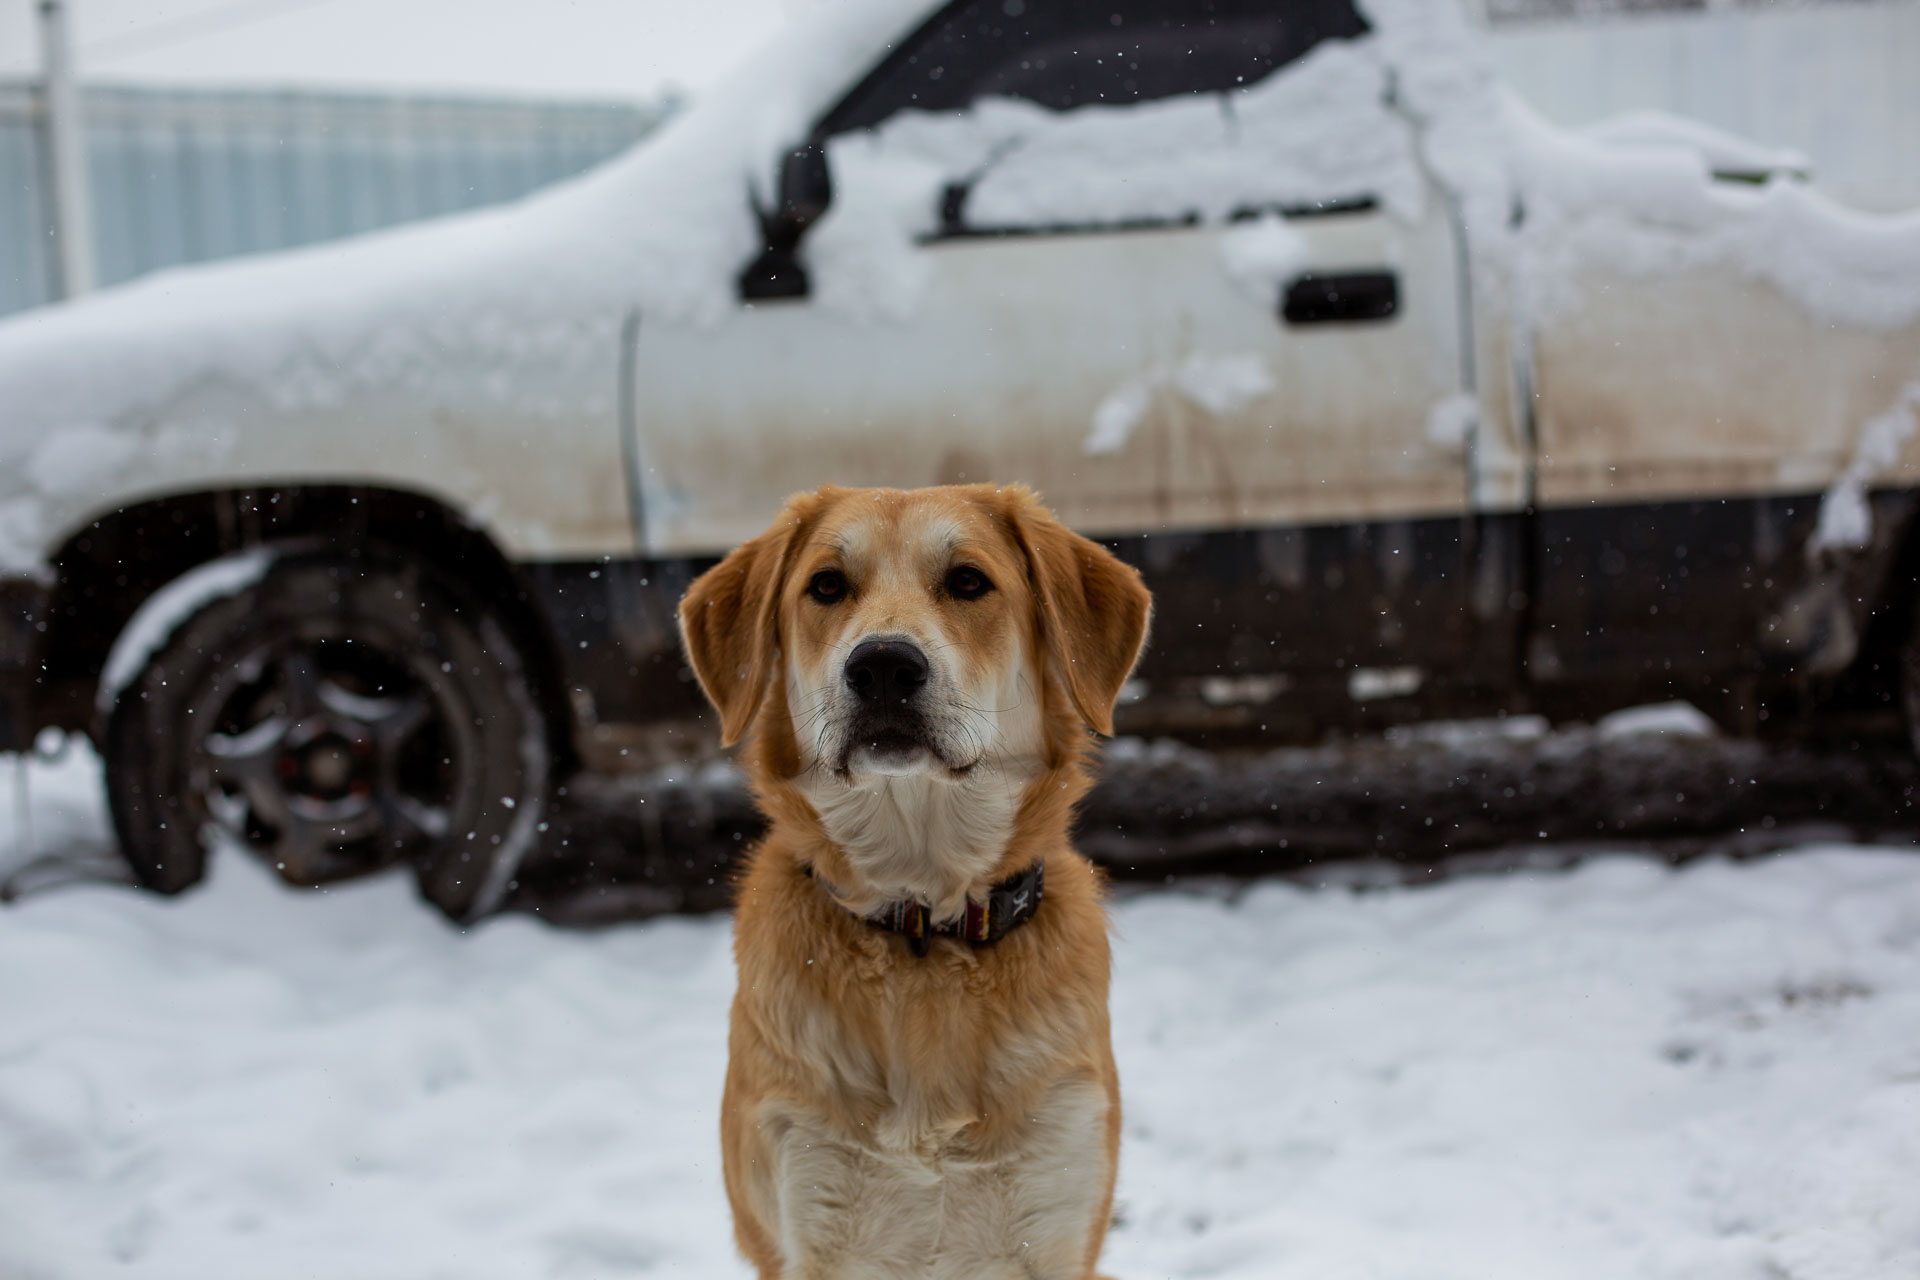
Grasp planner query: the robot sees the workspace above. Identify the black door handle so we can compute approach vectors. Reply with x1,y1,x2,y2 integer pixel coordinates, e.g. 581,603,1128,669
1282,271,1399,324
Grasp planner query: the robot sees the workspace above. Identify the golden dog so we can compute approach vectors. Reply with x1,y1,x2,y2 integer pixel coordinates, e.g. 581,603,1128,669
678,483,1151,1278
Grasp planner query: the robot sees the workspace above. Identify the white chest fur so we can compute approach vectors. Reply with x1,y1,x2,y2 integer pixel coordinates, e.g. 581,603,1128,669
755,1077,1111,1280
800,769,1028,923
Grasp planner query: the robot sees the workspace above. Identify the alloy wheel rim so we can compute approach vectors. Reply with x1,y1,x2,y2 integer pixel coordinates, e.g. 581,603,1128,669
184,621,478,884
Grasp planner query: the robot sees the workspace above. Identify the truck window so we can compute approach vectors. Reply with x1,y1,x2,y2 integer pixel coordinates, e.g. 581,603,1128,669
816,0,1369,138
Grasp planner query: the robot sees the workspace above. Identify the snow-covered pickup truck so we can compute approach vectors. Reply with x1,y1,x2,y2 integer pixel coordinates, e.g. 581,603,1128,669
2,0,1918,917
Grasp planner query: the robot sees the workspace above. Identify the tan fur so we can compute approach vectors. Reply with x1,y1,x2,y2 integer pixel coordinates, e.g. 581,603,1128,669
679,484,1151,1279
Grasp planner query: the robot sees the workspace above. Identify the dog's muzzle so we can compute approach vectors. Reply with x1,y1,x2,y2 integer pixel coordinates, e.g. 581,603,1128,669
841,637,935,766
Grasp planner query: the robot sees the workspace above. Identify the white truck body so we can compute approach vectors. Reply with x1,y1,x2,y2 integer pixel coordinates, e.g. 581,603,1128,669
1,0,1918,759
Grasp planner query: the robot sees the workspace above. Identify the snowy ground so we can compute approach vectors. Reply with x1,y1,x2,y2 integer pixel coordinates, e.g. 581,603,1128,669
3,746,1919,1280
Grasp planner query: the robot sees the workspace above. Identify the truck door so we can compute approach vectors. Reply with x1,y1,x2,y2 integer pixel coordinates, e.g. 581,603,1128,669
629,0,1485,695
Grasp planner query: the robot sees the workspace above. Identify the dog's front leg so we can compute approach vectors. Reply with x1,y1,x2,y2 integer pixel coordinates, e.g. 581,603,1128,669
752,1101,946,1279
930,1075,1119,1280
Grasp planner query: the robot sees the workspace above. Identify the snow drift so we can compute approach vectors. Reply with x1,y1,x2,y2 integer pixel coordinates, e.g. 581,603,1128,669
2,742,1917,1279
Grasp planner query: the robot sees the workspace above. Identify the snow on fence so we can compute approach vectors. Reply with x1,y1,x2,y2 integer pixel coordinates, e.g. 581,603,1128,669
1485,0,1920,214
0,83,671,318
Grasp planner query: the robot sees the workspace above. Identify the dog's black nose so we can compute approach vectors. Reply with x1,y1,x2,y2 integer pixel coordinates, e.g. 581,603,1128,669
844,639,929,707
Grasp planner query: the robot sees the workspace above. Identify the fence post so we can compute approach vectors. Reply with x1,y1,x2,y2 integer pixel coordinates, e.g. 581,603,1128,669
39,0,96,299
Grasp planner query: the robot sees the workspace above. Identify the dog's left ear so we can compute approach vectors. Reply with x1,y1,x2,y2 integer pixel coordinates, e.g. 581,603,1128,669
678,497,816,747
1005,488,1152,737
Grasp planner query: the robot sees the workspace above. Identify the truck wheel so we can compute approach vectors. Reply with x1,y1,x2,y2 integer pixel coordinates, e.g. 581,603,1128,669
102,547,550,921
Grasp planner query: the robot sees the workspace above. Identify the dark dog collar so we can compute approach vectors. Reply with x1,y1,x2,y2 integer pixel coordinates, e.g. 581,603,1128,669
814,862,1046,958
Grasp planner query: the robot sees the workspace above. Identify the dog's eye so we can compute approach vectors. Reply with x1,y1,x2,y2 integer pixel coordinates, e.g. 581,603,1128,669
807,570,848,604
946,566,993,600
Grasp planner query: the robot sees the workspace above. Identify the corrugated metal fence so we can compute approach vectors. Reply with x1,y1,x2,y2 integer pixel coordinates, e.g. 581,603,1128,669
0,83,668,318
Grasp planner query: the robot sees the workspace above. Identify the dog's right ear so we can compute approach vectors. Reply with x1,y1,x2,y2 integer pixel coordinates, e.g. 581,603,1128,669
678,497,816,747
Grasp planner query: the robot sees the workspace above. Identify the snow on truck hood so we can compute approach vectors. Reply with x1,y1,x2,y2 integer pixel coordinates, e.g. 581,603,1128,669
2,0,1920,575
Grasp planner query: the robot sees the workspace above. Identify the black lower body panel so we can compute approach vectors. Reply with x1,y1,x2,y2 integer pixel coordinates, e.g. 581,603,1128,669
520,490,1917,761
524,511,1529,756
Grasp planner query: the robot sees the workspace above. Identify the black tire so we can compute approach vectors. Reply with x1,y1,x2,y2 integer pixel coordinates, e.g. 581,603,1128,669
103,546,550,921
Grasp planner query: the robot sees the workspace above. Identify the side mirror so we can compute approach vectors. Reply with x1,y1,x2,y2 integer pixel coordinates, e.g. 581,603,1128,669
741,142,832,302
777,142,832,231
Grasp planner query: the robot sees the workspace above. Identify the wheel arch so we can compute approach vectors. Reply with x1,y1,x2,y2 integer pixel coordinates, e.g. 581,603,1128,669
34,483,582,775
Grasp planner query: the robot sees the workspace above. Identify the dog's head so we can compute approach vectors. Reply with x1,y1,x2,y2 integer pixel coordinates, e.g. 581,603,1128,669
678,484,1151,786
